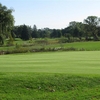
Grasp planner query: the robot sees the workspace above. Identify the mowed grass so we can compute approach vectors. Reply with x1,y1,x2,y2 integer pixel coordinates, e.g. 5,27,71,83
0,51,100,74
0,51,100,99
63,41,100,50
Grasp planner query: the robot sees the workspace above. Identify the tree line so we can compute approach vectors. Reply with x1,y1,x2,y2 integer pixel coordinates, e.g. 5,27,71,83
13,16,100,41
1,3,100,45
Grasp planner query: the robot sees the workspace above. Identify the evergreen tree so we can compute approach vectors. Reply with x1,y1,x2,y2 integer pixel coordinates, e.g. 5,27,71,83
21,25,31,40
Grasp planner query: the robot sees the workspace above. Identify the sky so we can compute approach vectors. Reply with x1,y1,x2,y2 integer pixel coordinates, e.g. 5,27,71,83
0,0,100,29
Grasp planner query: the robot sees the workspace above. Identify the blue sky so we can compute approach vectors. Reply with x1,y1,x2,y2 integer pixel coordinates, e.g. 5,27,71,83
0,0,100,29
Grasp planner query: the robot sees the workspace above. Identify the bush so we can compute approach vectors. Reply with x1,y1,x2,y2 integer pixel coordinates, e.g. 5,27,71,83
35,39,48,45
58,37,68,43
63,47,77,51
5,47,29,54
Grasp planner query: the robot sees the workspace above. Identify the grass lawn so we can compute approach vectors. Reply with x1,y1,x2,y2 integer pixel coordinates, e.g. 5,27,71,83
0,51,100,74
0,51,100,99
63,41,100,51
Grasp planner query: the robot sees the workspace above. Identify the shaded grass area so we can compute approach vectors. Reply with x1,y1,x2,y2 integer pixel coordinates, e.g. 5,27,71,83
0,73,100,100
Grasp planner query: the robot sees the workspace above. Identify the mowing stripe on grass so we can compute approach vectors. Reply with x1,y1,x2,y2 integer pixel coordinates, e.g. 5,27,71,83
0,51,100,74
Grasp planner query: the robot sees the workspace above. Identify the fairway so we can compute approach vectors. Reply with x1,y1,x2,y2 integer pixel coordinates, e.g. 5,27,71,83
1,51,100,100
0,51,100,75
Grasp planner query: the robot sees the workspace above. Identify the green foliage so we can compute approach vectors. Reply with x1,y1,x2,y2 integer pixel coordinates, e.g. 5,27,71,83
34,38,48,45
50,29,61,38
1,4,100,43
84,16,100,40
13,15,100,42
0,3,14,45
0,34,4,45
58,36,68,43
21,25,31,40
6,33,14,46
1,39,100,54
31,25,39,38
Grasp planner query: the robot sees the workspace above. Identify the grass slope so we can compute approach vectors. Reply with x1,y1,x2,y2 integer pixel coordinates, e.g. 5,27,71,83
0,73,100,100
0,51,100,99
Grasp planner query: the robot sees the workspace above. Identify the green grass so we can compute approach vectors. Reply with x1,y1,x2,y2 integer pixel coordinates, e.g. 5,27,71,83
1,73,100,100
63,41,100,51
0,51,100,74
1,39,100,51
0,51,100,99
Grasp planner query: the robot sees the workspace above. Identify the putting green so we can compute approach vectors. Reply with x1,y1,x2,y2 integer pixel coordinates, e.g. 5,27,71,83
0,51,100,74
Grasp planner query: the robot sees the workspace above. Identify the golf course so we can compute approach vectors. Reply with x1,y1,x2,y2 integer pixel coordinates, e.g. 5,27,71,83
0,51,100,74
0,51,100,100
1,1,100,99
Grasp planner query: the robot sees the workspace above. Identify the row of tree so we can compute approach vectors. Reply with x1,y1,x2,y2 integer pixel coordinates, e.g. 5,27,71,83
1,3,100,45
13,25,62,40
13,16,100,41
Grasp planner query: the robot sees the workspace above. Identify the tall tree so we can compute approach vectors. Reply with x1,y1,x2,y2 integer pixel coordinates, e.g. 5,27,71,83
31,25,39,38
69,21,84,40
0,3,14,45
21,25,31,40
84,16,100,40
50,29,61,38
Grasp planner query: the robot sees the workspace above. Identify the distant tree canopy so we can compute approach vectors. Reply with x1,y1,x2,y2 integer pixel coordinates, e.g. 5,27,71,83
1,2,100,44
0,3,14,45
13,16,100,41
14,25,53,39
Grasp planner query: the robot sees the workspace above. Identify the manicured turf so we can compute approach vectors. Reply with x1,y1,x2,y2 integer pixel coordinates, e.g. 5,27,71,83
0,51,100,100
0,51,100,75
63,41,100,50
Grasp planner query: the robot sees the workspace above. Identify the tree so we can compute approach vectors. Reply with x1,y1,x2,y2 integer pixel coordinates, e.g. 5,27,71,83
0,34,4,45
21,25,31,40
31,25,39,38
0,3,14,45
84,16,100,40
69,21,84,40
50,29,61,38
13,26,21,38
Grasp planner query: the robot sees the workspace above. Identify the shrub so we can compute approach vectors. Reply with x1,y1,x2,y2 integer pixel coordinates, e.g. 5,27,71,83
35,39,48,45
58,37,68,43
63,47,77,51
